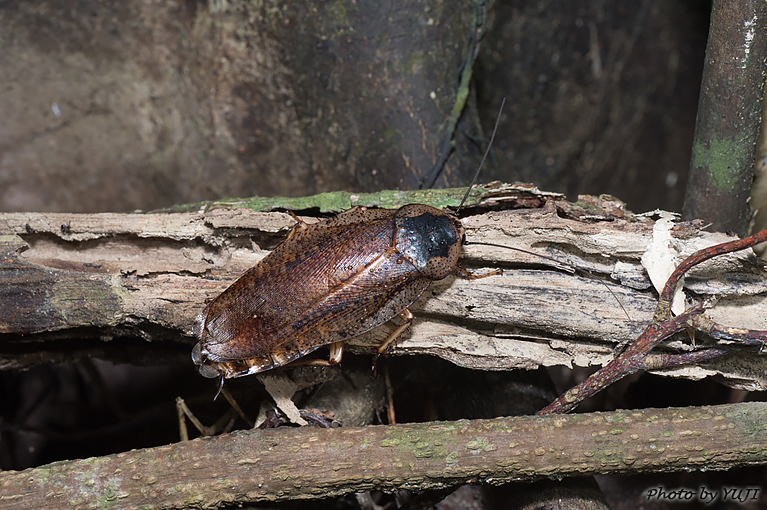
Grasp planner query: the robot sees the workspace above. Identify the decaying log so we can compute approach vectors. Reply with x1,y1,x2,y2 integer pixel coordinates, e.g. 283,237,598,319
1,402,766,509
1,183,766,388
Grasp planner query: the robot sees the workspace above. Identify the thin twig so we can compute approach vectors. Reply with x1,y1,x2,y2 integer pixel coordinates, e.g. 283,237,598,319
539,228,767,415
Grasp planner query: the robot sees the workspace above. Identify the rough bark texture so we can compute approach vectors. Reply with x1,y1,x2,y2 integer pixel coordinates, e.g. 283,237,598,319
2,184,767,389
0,0,483,212
0,402,765,509
752,93,767,246
682,0,767,235
0,1,709,214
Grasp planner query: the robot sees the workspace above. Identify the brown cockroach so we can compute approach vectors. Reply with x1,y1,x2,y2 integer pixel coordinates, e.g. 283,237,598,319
191,203,488,379
192,103,506,384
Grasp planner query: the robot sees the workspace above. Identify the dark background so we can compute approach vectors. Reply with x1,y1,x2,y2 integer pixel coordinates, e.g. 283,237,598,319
0,0,709,214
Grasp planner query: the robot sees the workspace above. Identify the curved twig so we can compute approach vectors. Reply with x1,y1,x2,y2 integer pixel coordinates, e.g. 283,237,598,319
539,228,767,415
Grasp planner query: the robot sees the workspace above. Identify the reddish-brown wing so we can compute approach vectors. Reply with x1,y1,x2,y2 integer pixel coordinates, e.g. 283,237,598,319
195,207,430,366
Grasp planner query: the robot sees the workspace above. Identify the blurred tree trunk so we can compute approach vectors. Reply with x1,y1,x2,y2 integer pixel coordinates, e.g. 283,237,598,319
682,0,767,235
0,0,485,213
477,0,710,214
0,1,710,214
220,0,487,194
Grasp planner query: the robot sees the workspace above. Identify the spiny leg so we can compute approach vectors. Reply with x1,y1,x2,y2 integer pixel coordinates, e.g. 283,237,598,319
455,265,503,280
220,385,255,427
176,396,238,438
286,340,344,368
373,309,414,376
286,211,310,240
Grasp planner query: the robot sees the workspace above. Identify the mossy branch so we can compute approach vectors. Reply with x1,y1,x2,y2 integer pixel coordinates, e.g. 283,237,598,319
1,403,765,509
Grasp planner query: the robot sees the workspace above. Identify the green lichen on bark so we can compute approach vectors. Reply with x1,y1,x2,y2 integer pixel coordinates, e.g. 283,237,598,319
691,138,745,191
156,182,500,214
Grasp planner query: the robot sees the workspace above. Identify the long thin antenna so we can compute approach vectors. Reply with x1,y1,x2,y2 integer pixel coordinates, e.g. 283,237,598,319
454,99,631,323
465,239,632,322
456,97,506,215
463,240,575,272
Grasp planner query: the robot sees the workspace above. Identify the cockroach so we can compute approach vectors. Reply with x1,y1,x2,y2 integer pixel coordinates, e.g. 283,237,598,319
192,102,507,384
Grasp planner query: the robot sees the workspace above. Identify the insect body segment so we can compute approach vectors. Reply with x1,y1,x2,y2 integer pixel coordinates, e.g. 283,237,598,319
193,204,466,380
394,204,464,279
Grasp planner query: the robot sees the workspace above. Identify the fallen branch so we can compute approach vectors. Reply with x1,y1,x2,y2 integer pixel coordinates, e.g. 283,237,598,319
1,184,766,389
0,402,765,509
539,228,767,414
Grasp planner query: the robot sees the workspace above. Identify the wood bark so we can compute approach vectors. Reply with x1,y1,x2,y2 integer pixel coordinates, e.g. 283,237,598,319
0,402,765,509
1,184,766,389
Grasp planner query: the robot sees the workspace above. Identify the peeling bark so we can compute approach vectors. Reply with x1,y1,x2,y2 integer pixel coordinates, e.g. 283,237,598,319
1,184,766,389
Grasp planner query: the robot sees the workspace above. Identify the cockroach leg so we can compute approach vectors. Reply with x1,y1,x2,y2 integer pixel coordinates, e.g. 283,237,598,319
176,397,191,441
284,211,310,241
289,211,309,228
384,366,396,424
455,265,503,280
328,340,344,364
378,309,414,356
372,309,414,377
287,341,345,368
176,396,238,438
220,385,255,428
287,210,305,224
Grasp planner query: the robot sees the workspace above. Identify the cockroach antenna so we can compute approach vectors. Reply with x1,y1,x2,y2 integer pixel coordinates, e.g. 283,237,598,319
457,98,632,322
214,375,225,400
456,97,506,215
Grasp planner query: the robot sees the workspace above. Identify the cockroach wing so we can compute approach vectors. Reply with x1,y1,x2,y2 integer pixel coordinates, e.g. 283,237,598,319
195,207,432,375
